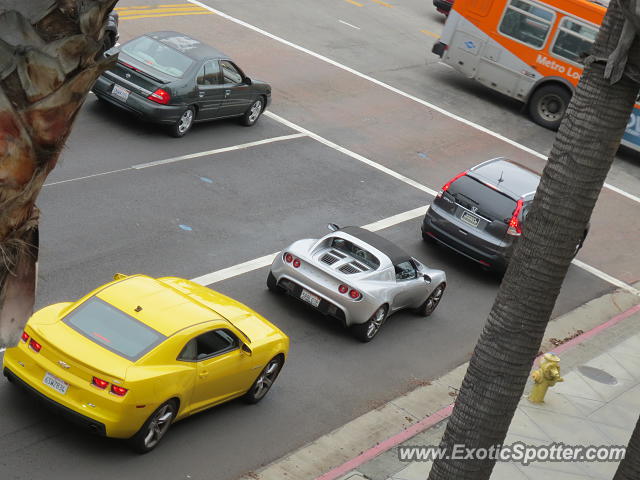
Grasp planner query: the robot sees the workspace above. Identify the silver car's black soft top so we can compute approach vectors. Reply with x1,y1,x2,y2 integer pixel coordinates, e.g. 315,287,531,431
340,227,412,265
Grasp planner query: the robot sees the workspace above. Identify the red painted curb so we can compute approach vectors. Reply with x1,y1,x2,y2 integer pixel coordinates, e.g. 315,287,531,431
314,302,640,480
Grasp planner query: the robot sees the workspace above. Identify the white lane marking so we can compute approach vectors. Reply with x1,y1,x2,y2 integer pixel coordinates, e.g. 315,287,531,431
43,134,306,186
191,202,639,296
132,133,307,169
572,260,640,296
187,0,640,206
339,20,361,30
191,205,429,286
45,168,132,187
265,111,440,197
602,182,640,204
192,253,278,286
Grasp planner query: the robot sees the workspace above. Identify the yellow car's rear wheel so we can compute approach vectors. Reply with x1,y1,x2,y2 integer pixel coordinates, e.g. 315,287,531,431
244,356,283,404
130,399,177,453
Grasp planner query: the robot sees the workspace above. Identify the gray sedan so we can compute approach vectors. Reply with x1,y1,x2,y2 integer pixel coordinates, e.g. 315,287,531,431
267,225,446,342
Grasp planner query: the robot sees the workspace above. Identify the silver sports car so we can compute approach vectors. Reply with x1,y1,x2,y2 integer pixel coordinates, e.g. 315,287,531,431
267,224,446,342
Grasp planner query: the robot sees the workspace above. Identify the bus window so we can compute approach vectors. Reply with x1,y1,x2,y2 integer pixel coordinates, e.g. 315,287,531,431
551,17,598,64
499,0,554,49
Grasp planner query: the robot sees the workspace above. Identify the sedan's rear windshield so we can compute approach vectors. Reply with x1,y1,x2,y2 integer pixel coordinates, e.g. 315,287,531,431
447,176,517,221
64,297,165,361
121,36,194,78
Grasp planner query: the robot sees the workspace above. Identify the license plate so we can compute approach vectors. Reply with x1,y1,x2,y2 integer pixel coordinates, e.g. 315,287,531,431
111,84,130,102
300,289,321,308
43,372,69,395
460,211,480,228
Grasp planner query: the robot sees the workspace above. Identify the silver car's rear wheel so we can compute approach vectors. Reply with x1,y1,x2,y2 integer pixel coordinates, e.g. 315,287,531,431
351,306,387,343
419,283,446,317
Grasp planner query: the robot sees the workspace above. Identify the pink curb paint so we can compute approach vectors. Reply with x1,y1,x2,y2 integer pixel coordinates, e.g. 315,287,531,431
314,302,640,480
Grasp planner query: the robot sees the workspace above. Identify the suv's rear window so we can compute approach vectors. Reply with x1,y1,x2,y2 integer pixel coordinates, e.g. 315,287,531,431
122,36,194,78
64,297,165,361
446,176,517,221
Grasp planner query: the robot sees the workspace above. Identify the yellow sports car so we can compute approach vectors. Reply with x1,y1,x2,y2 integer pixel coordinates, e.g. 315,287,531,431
2,274,289,453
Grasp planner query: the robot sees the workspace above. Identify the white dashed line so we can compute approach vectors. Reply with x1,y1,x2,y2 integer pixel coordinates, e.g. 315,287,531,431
132,133,307,169
187,0,640,206
191,205,429,286
43,134,307,186
338,20,361,30
265,111,439,197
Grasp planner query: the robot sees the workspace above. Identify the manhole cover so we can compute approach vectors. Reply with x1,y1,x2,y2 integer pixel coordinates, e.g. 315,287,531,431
577,366,618,385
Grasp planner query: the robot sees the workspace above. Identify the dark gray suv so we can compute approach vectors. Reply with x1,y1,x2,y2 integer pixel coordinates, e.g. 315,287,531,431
421,158,586,273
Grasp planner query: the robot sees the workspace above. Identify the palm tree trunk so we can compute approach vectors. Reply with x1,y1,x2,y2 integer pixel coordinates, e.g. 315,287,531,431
0,0,118,346
615,413,640,479
428,2,640,479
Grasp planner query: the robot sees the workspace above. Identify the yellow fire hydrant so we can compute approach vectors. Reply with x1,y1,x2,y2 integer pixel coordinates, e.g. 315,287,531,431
528,353,564,403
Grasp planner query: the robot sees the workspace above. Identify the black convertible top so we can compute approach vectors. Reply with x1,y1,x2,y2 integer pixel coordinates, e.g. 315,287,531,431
340,227,411,265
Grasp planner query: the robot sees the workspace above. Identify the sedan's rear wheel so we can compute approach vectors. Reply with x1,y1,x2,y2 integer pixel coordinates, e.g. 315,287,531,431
169,107,195,137
351,306,387,342
244,356,284,404
419,283,446,317
129,400,177,453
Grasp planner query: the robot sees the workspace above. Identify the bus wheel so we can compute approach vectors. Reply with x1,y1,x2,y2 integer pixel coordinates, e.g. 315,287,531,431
528,85,570,131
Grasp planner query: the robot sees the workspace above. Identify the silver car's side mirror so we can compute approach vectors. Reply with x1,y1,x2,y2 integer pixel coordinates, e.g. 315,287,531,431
423,274,432,284
327,223,340,232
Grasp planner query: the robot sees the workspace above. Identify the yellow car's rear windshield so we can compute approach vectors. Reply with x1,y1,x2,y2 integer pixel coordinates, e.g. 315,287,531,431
64,297,165,361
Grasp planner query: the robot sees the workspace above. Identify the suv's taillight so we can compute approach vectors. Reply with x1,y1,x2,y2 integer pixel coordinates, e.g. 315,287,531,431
147,88,171,105
507,199,524,236
21,331,29,342
438,172,466,198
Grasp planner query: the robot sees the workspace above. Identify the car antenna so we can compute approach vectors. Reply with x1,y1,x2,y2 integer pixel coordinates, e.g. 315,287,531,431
498,170,504,184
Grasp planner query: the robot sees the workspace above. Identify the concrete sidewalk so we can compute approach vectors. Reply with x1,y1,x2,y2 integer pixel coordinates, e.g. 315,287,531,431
240,284,640,480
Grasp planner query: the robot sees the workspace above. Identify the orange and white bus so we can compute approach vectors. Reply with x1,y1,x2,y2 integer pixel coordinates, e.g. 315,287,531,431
432,0,640,151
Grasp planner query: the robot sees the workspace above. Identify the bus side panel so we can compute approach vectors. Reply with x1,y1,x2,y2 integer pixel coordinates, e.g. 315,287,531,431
441,12,542,101
622,107,640,151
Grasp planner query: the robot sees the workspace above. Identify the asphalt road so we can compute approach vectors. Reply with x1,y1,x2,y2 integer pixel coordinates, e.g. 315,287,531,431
0,1,638,479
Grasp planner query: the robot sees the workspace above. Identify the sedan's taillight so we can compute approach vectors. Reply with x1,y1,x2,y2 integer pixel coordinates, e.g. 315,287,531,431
147,88,171,105
292,258,301,268
29,338,42,352
92,377,109,389
338,284,349,294
349,289,361,300
111,384,128,396
21,331,29,342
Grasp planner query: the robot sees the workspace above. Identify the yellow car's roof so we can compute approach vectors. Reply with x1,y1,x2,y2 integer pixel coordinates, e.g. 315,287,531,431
95,275,225,336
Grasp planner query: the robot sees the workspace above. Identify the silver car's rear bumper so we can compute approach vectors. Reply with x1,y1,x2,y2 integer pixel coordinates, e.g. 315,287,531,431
270,254,379,327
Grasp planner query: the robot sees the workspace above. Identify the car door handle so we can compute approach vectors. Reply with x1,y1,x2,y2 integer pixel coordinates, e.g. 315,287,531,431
199,371,208,378
225,89,231,96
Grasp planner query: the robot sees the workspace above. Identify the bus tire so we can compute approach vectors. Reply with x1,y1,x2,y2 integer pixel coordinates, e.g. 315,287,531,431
528,84,571,131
